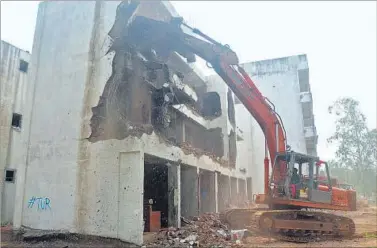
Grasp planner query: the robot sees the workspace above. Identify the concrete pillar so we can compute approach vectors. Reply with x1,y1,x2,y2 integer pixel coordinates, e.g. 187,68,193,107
238,179,246,205
230,177,238,206
214,172,219,213
177,164,181,228
246,177,253,202
196,167,200,216
118,151,144,245
217,174,230,212
168,163,180,227
180,165,198,218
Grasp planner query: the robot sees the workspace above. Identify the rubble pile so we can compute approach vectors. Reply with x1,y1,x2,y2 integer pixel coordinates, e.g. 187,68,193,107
145,213,249,247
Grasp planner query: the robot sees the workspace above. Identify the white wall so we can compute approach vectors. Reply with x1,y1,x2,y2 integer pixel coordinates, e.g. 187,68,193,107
0,41,31,224
21,1,98,232
234,104,263,194
242,56,308,155
240,55,310,193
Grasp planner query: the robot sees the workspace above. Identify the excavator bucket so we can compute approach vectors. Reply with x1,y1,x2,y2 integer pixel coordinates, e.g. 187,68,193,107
113,0,197,63
114,0,238,65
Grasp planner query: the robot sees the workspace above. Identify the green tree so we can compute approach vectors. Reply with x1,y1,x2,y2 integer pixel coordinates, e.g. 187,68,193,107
328,97,376,196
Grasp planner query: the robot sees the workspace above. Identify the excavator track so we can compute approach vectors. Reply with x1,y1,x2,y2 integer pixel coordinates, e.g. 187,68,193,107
221,209,355,243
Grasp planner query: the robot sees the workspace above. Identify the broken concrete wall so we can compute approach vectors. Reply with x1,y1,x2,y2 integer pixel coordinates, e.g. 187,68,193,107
15,0,253,245
205,75,238,168
17,1,158,243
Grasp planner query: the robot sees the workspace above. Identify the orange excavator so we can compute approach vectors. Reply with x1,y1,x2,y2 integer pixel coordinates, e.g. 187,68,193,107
122,1,356,242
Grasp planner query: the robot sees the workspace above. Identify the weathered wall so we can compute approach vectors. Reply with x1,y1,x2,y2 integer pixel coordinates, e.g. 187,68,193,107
205,75,239,168
241,55,309,155
0,41,31,224
21,1,98,232
15,1,247,245
229,55,316,195
234,103,256,194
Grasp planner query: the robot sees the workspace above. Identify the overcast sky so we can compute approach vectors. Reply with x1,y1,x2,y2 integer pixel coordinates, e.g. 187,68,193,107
1,1,376,160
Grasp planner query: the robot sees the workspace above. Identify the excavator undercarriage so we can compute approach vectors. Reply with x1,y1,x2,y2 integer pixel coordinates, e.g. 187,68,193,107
220,208,355,242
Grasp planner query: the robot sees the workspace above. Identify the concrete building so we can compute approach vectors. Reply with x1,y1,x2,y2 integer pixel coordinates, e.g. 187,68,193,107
2,1,253,245
241,55,318,156
240,55,318,193
0,40,31,224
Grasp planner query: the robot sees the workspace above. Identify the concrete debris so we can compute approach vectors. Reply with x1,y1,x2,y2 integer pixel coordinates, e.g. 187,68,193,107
144,213,245,247
180,142,228,166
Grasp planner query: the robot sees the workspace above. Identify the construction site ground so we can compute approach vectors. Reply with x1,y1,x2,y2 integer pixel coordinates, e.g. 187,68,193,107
1,205,376,247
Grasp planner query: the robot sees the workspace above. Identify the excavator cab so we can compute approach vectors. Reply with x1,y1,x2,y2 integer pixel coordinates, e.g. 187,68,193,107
270,152,333,206
265,151,356,211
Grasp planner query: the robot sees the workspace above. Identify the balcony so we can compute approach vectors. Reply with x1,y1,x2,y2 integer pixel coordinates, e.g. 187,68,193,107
304,126,318,148
303,117,315,128
236,126,244,141
304,126,317,138
300,91,313,119
298,68,310,92
300,92,312,103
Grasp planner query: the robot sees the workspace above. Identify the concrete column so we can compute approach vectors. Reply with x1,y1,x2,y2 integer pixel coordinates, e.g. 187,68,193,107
214,172,219,213
230,177,238,206
177,163,181,228
118,151,144,245
180,165,198,218
217,174,230,212
197,167,200,216
168,163,180,227
246,177,253,202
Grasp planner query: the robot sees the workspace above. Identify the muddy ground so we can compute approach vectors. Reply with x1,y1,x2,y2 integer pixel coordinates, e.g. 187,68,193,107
2,206,376,248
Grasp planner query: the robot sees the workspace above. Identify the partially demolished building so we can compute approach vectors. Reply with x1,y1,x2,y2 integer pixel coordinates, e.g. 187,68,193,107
5,1,252,245
1,1,319,246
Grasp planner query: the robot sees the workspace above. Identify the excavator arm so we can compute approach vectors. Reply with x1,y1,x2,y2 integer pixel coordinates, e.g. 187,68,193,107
126,16,287,194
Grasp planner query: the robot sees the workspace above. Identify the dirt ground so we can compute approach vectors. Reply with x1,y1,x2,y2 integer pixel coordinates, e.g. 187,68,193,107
2,206,376,248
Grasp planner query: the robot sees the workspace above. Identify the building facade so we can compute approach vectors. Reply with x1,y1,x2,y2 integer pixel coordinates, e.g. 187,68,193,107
0,40,31,225
2,1,253,245
240,55,318,193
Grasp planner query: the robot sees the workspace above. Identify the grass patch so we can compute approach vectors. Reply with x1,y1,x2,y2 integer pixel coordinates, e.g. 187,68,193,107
364,232,377,239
